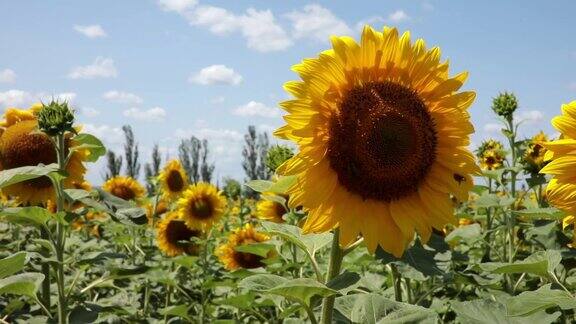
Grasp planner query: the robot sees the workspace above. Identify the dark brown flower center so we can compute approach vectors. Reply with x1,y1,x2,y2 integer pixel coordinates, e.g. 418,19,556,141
166,219,201,255
0,120,57,189
189,198,213,219
234,239,265,269
111,185,136,201
274,202,286,220
166,170,184,192
327,81,437,201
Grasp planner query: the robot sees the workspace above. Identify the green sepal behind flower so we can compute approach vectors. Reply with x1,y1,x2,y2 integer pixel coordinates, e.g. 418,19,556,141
36,100,76,136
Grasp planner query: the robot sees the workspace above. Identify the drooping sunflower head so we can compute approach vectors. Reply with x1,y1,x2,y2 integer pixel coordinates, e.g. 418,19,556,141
103,176,146,201
541,101,576,216
256,195,287,223
523,131,549,174
0,104,88,205
275,26,479,257
156,212,203,257
177,182,226,230
158,159,188,201
215,223,271,271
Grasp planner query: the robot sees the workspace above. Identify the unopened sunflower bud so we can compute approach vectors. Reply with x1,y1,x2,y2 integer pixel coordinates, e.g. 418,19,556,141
491,92,518,120
265,145,294,172
37,100,75,136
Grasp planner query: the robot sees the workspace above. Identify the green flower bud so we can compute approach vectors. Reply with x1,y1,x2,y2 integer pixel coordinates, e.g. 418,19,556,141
492,92,518,120
265,145,294,173
37,100,75,136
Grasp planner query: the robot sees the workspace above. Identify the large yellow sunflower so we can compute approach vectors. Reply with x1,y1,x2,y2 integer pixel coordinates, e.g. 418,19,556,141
256,195,287,223
275,26,479,257
540,101,576,215
156,212,202,257
177,182,226,230
102,176,146,201
158,159,188,201
215,223,271,270
0,104,88,205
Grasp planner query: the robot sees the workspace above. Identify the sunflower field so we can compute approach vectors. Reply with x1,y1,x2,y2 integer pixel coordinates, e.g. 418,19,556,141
2,25,576,324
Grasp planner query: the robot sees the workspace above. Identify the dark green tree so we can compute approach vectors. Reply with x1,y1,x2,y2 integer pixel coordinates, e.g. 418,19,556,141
122,125,141,179
144,144,162,194
103,150,122,180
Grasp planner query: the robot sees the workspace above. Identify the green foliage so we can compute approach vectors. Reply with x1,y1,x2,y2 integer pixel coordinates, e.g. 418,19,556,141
491,91,519,120
36,100,75,136
265,144,294,173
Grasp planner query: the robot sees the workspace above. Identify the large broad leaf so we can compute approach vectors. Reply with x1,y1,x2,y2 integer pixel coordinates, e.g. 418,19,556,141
234,243,276,258
239,274,336,307
261,221,332,258
64,189,92,202
0,164,59,188
334,293,437,324
513,208,565,220
69,304,101,324
479,250,561,277
451,299,560,324
0,252,27,279
376,233,449,277
72,133,106,162
506,284,576,316
326,271,361,291
245,180,274,193
161,305,192,322
0,207,52,227
445,224,482,244
0,273,44,298
245,176,296,195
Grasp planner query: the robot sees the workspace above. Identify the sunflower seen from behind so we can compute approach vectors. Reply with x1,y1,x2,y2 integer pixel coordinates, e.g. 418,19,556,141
177,182,226,231
216,223,271,271
156,212,202,257
0,104,89,205
158,159,188,201
275,26,479,257
103,176,146,202
540,101,576,217
256,195,287,223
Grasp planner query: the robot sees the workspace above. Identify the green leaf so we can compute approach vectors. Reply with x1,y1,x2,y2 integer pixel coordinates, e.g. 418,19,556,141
445,223,482,244
77,252,127,265
239,274,336,307
234,243,276,258
161,304,192,322
69,304,101,324
266,176,297,195
72,133,106,162
513,208,565,220
216,293,256,309
64,189,92,202
451,299,560,324
0,207,52,227
0,252,27,279
479,250,561,277
0,273,44,298
245,180,274,193
115,207,148,225
334,293,437,324
506,284,576,316
0,164,59,189
261,221,332,258
474,193,501,208
327,271,361,291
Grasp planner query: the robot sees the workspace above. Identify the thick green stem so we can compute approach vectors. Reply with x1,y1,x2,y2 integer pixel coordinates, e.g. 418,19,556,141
320,228,343,324
40,228,51,309
506,118,517,293
54,134,68,324
390,264,402,302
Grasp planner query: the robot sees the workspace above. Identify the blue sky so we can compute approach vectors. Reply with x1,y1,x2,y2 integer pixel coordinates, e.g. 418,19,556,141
1,0,575,184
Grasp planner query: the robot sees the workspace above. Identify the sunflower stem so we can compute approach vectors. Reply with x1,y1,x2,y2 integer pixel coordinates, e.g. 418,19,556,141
40,227,51,311
54,133,68,324
390,263,403,302
320,228,343,324
505,117,517,293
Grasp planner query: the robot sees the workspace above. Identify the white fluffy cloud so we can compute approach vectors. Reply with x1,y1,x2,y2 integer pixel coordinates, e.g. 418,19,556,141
233,101,281,118
81,107,100,117
189,65,242,85
517,110,544,124
0,90,76,108
0,69,16,83
83,124,124,144
68,57,117,79
103,90,143,104
123,107,166,122
483,123,502,134
74,24,107,38
158,0,197,13
175,127,243,142
286,4,353,42
184,5,292,52
386,10,410,23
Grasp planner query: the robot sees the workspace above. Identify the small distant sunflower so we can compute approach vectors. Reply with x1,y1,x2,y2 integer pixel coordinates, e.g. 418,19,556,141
156,212,202,257
524,131,549,174
146,198,169,224
275,26,479,256
177,182,226,230
216,223,271,270
158,160,188,201
0,105,89,205
103,176,146,201
479,150,505,170
540,101,576,216
256,196,287,223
